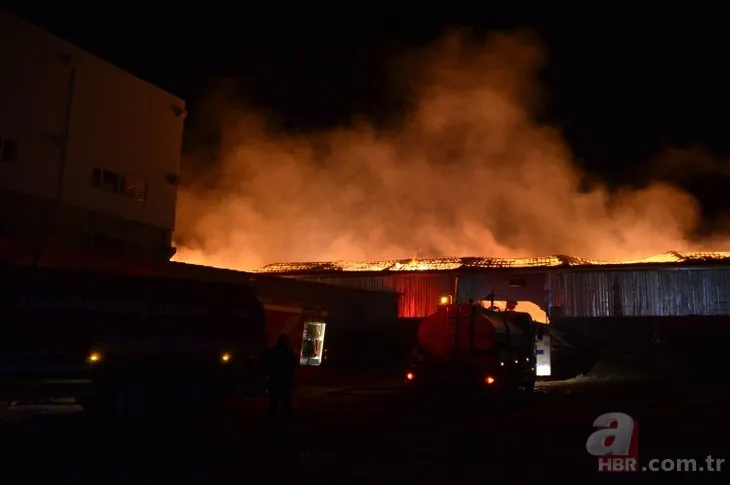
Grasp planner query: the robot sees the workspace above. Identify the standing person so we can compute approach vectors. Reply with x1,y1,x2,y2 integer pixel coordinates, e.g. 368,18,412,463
266,334,297,413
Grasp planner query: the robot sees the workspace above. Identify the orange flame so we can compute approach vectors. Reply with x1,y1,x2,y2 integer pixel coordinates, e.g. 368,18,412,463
255,252,730,274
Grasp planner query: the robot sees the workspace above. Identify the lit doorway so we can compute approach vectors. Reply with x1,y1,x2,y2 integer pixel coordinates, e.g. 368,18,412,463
300,321,327,366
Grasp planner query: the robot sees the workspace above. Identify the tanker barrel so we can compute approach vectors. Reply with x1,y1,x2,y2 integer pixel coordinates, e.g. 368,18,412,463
495,311,537,349
507,312,535,335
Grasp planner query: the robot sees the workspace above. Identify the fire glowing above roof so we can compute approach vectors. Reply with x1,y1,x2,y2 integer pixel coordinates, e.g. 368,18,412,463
256,251,730,274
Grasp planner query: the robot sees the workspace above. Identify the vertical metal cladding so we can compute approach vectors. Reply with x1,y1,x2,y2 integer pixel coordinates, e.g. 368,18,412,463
295,271,547,318
546,268,730,317
457,271,547,309
268,264,730,320
291,273,455,318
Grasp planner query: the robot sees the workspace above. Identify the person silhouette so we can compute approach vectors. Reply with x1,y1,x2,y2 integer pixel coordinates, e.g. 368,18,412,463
266,334,297,413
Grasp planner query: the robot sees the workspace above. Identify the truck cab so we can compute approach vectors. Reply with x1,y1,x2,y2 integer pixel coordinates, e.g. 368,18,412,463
0,265,267,414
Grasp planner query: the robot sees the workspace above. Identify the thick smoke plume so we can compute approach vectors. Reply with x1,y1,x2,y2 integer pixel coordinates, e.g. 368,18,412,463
173,29,727,271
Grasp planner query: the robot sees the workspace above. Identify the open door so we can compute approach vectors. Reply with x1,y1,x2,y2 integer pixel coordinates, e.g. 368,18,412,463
299,321,327,366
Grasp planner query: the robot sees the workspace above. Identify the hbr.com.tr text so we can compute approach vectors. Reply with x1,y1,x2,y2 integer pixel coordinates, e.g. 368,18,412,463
600,455,725,472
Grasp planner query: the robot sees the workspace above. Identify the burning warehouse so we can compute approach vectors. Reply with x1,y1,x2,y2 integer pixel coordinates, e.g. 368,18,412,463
257,251,730,320
258,251,730,379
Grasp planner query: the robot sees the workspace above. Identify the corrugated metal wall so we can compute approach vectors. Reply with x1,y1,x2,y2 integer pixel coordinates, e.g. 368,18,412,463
291,271,547,318
291,274,455,318
286,266,730,320
457,272,547,309
546,268,730,317
251,274,399,328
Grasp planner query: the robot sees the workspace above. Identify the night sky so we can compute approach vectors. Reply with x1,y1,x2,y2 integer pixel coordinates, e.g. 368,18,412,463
7,5,730,224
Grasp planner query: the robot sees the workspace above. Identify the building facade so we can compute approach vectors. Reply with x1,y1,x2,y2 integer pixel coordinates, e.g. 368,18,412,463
0,11,186,260
257,252,730,320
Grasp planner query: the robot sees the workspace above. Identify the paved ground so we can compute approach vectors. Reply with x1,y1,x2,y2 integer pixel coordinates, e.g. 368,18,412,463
1,377,729,483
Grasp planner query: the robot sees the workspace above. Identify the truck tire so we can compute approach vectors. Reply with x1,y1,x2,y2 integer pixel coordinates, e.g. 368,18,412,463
176,380,220,418
77,395,99,414
521,377,536,394
78,375,115,416
0,400,15,412
82,371,148,417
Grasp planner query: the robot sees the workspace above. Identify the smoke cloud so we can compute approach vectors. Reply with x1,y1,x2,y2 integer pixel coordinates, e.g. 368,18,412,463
173,29,728,271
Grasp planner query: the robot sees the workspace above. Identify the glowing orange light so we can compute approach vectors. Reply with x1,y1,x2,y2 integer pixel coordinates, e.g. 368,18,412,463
485,376,495,385
406,372,414,380
255,252,730,274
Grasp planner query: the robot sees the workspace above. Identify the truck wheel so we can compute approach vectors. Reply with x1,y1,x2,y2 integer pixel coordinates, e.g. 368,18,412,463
0,400,15,412
511,378,535,407
79,375,115,416
83,375,146,417
77,396,93,413
180,384,211,415
521,378,536,394
78,390,123,417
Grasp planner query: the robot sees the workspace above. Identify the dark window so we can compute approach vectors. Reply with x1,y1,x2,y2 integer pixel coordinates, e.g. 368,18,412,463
122,175,147,202
2,138,18,162
508,277,525,288
93,234,110,249
91,168,102,187
91,168,120,193
101,170,120,193
110,237,126,251
92,168,147,202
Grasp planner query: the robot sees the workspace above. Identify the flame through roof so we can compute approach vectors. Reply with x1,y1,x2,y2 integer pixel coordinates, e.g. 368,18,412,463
256,251,730,274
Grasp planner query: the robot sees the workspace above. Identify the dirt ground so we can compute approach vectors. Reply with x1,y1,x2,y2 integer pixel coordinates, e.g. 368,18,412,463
1,376,728,483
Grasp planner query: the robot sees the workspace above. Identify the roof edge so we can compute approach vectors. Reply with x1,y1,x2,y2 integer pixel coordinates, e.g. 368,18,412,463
255,251,730,274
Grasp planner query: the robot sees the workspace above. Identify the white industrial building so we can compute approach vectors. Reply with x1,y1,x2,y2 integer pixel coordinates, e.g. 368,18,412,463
0,10,186,261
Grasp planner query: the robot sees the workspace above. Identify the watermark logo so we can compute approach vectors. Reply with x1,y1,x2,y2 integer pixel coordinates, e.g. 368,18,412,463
586,412,639,472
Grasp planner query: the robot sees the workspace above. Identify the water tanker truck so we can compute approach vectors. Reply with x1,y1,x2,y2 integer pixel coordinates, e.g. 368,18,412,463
404,298,542,395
